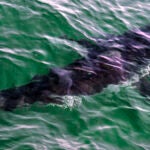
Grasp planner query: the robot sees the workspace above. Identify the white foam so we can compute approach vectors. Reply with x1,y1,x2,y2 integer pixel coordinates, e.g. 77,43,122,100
63,95,82,108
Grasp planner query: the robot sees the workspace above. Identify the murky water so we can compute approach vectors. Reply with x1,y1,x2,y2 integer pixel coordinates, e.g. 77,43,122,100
0,0,149,149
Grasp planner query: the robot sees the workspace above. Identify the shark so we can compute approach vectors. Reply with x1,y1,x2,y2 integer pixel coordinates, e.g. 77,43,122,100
0,25,150,111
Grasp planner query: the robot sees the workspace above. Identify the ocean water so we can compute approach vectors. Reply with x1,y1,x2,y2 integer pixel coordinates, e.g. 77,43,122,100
0,0,150,149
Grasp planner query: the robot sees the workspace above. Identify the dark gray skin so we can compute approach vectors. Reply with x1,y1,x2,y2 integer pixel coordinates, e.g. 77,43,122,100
0,25,150,111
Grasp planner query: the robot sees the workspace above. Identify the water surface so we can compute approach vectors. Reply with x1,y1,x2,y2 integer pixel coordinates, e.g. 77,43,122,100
0,0,150,149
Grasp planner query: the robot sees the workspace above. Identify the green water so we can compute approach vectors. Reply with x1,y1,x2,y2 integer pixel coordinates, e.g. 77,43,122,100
0,0,150,149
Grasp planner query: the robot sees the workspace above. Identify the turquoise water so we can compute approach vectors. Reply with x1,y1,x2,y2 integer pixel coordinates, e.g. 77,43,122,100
0,0,150,149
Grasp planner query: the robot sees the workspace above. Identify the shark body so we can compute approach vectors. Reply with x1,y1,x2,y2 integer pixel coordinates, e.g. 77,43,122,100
1,26,150,110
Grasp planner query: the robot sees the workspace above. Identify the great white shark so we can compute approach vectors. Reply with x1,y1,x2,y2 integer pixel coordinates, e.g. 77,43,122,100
0,25,150,111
